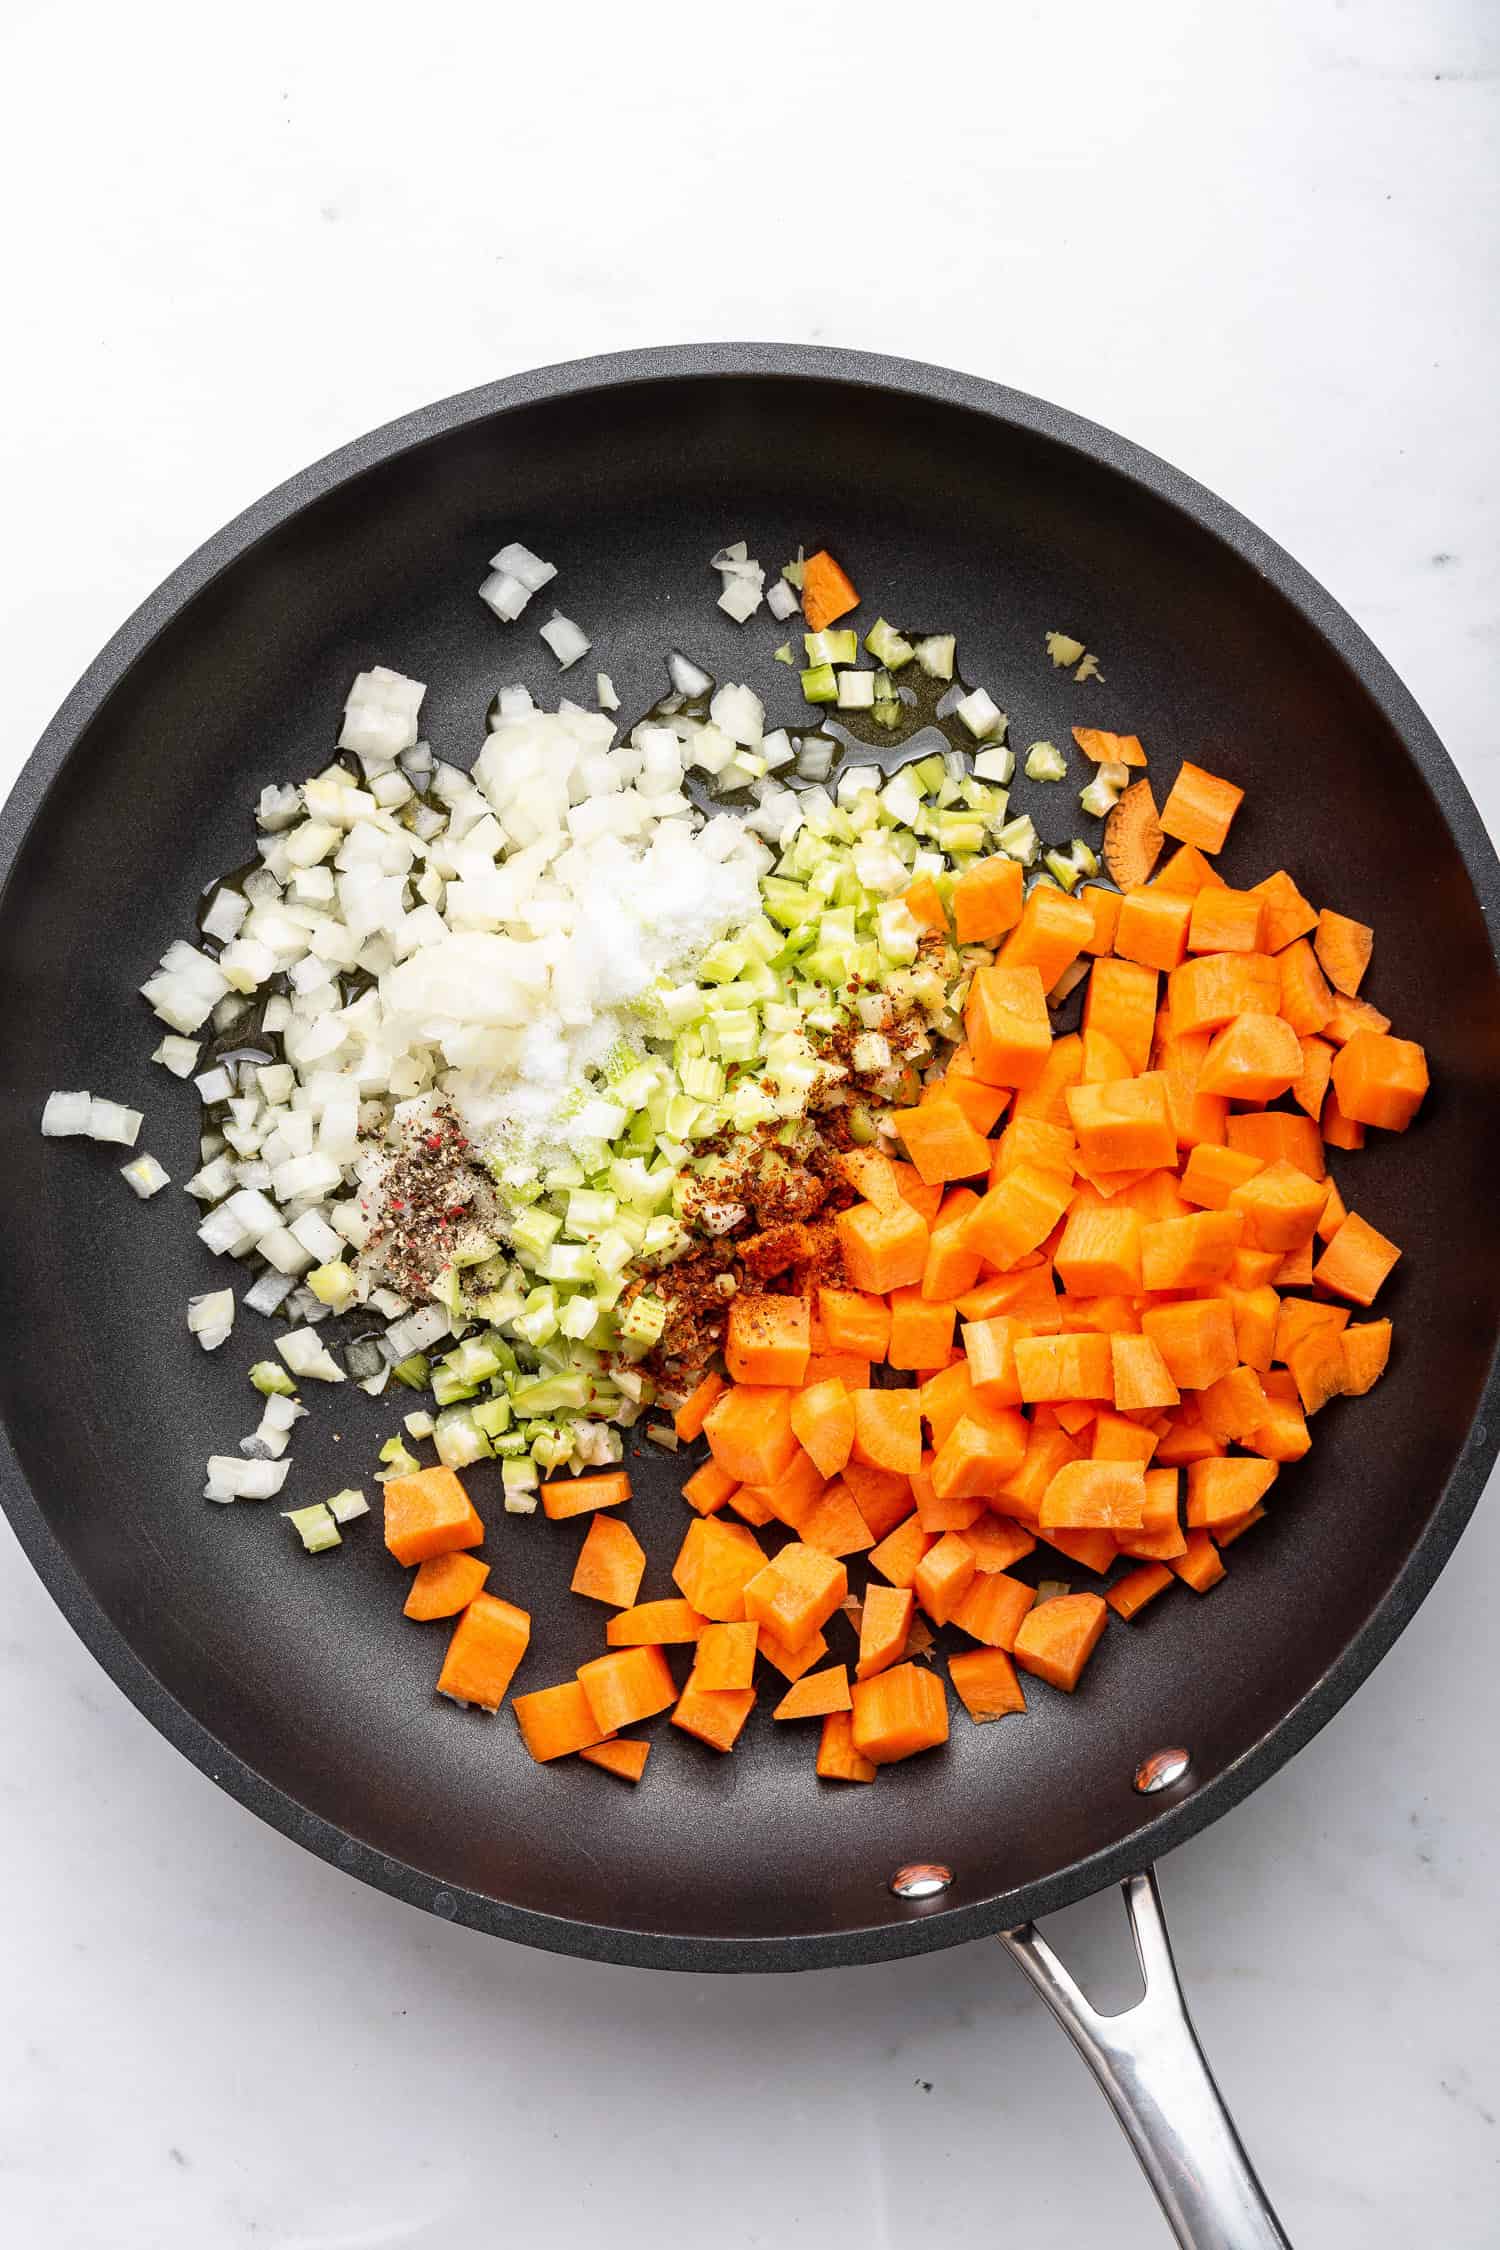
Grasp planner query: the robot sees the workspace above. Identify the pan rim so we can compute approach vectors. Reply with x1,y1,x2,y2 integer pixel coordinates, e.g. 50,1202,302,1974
3,340,1498,1973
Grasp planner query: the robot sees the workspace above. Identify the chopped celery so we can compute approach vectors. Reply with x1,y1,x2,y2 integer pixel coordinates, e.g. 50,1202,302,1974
283,1502,340,1553
434,1408,491,1468
955,688,1005,742
430,1365,478,1407
973,745,1014,786
1044,848,1082,892
617,1292,667,1350
326,1488,369,1524
804,628,858,666
250,1360,297,1397
378,1436,420,1477
836,669,875,711
402,1409,435,1439
307,1259,357,1311
997,813,1040,864
511,1369,592,1416
1070,838,1100,878
1046,631,1086,668
914,634,956,680
1025,741,1068,782
801,663,838,705
1079,774,1120,819
472,1396,514,1438
391,1352,431,1390
865,618,914,669
773,642,793,665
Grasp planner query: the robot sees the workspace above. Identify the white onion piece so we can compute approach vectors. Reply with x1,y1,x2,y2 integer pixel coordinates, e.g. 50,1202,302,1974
87,1098,143,1146
490,542,557,593
596,673,620,713
667,651,711,699
478,570,531,622
40,1091,91,1136
766,577,800,622
276,1328,346,1383
244,1269,296,1316
717,575,763,624
539,613,590,669
187,1289,235,1350
152,1036,200,1078
204,1455,290,1503
121,1154,170,1198
709,682,765,747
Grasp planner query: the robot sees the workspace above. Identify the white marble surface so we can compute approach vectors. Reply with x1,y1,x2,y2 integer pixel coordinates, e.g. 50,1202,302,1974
2,2,1497,2242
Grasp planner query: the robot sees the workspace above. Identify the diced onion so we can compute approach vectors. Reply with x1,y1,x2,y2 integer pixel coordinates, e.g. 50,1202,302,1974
539,613,590,669
121,1153,170,1198
204,1456,290,1502
188,1289,236,1350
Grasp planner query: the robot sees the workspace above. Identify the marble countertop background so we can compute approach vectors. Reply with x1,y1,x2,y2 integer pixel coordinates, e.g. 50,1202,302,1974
1,2,1496,2242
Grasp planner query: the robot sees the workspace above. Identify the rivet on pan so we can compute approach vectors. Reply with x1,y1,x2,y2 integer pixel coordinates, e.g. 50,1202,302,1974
1134,1747,1191,1795
890,1863,954,1901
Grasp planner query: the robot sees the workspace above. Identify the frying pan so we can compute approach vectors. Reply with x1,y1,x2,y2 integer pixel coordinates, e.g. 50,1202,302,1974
3,344,1497,2248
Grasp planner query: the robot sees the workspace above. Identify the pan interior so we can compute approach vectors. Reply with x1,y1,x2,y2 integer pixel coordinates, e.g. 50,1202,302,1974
2,364,1497,1960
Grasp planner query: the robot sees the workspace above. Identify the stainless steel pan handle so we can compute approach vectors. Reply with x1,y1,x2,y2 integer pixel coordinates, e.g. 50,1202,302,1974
1000,1867,1291,2249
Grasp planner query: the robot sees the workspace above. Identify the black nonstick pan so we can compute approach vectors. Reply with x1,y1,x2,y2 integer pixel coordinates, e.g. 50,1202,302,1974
3,345,1497,2248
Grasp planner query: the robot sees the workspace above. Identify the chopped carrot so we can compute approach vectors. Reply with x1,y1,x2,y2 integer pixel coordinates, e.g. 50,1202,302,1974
1276,938,1335,1037
1074,726,1148,767
840,1458,915,1540
913,1528,979,1624
800,549,859,632
886,1288,958,1373
774,1665,852,1720
692,1620,760,1692
1185,1456,1277,1529
952,853,1025,943
1080,884,1123,955
743,1541,848,1647
922,1187,985,1302
512,1680,610,1762
891,1096,992,1185
739,1444,825,1529
817,1285,891,1359
1291,1034,1336,1123
800,1479,878,1558
1040,1459,1146,1531
757,1623,830,1682
1160,761,1243,853
789,1378,855,1479
1188,886,1264,955
1114,885,1192,973
1102,778,1165,889
1225,1110,1325,1177
931,1069,1010,1136
725,1292,811,1386
673,1370,725,1443
1314,1210,1401,1305
682,1457,738,1516
540,1469,632,1522
963,1161,1076,1268
1249,869,1318,951
1140,1209,1243,1290
571,1514,647,1608
1330,1032,1428,1132
1153,841,1227,895
606,1598,706,1645
672,1517,766,1621
1323,990,1391,1046
579,1738,651,1782
1106,1563,1175,1620
957,1515,1037,1572
1013,1592,1108,1691
1169,1529,1227,1593
902,873,949,934
1066,1074,1177,1173
1321,1084,1366,1150
1314,908,1374,996
951,1570,1037,1649
404,1551,490,1621
1179,1142,1263,1210
997,886,1097,994
949,1645,1027,1722
703,1384,799,1486
577,1646,678,1734
867,1514,935,1589
672,1679,757,1752
1198,1012,1302,1102
856,1583,915,1679
850,1661,950,1764
383,1464,485,1566
816,1708,877,1782
1088,960,1161,1077
837,1197,930,1293
931,1402,1029,1498
1140,1298,1239,1389
1014,1330,1114,1403
850,1388,923,1475
1342,1320,1392,1395
1168,951,1279,1034
965,963,1054,1089
1227,1159,1326,1252
1110,1330,1181,1412
434,1592,530,1710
